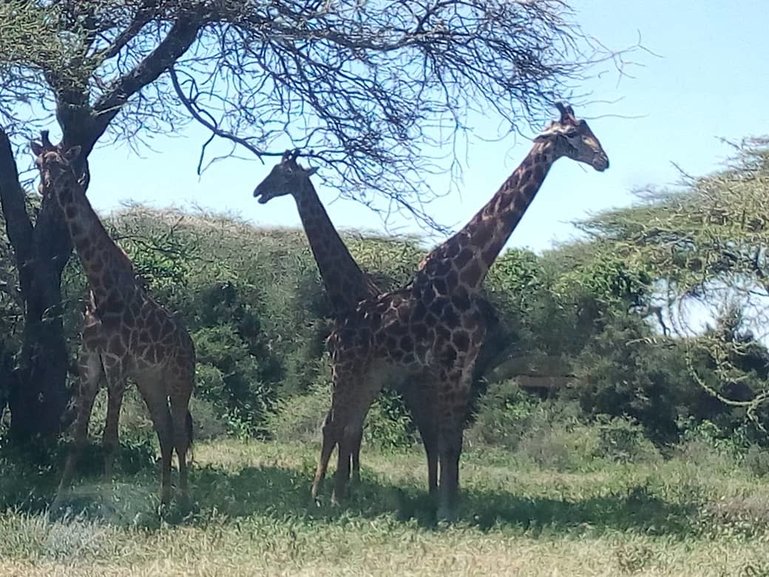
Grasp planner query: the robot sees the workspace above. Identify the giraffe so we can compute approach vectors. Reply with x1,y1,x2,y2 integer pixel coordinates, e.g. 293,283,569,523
30,134,196,506
312,103,609,518
253,150,439,493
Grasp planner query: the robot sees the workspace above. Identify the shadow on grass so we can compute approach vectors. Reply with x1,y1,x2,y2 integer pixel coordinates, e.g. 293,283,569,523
166,462,699,537
0,445,698,537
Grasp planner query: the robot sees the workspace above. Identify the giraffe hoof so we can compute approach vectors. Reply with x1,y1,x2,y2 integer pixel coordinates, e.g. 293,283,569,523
436,505,457,524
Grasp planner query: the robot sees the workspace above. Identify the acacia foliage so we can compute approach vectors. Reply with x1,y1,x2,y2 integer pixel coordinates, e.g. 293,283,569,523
579,138,769,432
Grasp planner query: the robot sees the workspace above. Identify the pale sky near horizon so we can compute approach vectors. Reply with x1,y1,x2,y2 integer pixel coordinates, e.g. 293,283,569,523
78,0,769,253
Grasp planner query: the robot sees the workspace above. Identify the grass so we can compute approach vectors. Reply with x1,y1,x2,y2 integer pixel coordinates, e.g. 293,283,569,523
2,439,769,576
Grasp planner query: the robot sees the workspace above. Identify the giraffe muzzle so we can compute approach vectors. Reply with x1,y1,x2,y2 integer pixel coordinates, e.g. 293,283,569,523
593,155,610,172
253,186,273,204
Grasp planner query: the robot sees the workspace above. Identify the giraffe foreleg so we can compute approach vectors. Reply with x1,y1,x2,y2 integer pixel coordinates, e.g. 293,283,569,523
169,380,193,503
101,361,126,482
55,349,103,504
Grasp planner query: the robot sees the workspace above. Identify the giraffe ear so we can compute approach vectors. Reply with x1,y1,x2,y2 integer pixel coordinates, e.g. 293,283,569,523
305,166,318,176
62,146,81,164
30,141,45,157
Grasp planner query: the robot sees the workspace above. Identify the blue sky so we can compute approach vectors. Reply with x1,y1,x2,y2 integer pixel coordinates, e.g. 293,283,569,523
83,0,769,253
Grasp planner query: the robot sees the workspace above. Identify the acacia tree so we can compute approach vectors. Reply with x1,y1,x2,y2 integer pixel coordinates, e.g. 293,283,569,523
0,0,622,440
579,138,769,426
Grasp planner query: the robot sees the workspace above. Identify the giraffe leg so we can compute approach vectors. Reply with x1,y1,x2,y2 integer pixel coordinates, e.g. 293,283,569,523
311,411,337,501
314,361,380,505
436,419,463,521
332,395,379,504
316,408,361,486
402,382,439,496
169,384,193,502
137,382,174,507
101,365,126,482
435,364,474,521
350,427,363,484
55,350,103,502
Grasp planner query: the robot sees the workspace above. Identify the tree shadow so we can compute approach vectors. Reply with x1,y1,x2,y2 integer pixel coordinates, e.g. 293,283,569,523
1,449,698,538
179,463,697,537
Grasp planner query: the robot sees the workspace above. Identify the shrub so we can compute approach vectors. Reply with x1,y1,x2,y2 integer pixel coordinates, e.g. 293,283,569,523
193,325,277,436
595,417,661,464
572,314,690,444
267,378,416,451
467,379,538,450
266,382,329,444
364,389,416,451
516,421,599,472
743,445,769,478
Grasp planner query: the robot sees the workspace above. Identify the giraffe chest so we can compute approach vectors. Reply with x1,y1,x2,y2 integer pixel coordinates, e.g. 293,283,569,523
82,298,186,366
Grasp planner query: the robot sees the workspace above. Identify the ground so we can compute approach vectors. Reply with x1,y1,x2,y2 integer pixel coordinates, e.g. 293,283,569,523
1,440,769,576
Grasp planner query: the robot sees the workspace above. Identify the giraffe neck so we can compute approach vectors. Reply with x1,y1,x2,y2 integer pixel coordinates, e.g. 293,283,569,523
419,139,558,292
54,174,142,311
293,181,380,316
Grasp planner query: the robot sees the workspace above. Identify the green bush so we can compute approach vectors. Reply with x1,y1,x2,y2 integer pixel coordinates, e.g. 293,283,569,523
595,417,661,464
743,445,769,478
467,379,538,450
364,389,416,451
572,314,690,444
267,378,416,451
7,203,768,464
516,421,599,471
266,381,329,444
193,325,277,436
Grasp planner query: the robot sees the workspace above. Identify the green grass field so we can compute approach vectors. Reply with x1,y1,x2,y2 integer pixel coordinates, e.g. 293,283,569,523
2,439,769,576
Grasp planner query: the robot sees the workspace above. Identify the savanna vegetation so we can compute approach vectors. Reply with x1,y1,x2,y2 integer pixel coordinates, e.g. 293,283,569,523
2,139,769,575
1,1,769,576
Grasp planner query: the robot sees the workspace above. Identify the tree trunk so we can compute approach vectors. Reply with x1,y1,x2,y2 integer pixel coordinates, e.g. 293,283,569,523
0,128,72,441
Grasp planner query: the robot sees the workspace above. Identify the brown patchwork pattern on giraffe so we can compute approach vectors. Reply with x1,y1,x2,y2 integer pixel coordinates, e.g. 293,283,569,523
311,103,609,519
253,150,440,492
30,133,196,507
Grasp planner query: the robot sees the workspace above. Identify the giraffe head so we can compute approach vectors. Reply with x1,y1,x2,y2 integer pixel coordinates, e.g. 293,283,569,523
535,103,609,171
253,149,318,204
29,132,82,201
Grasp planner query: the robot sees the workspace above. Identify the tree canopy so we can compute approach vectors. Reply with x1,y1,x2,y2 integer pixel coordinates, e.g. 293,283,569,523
0,0,624,439
579,138,769,424
0,0,617,212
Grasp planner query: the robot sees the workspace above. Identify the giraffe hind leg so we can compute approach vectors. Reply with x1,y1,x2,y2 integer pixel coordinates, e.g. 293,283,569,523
331,398,379,505
311,411,337,502
350,427,363,484
169,383,193,502
136,379,174,507
402,380,439,496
